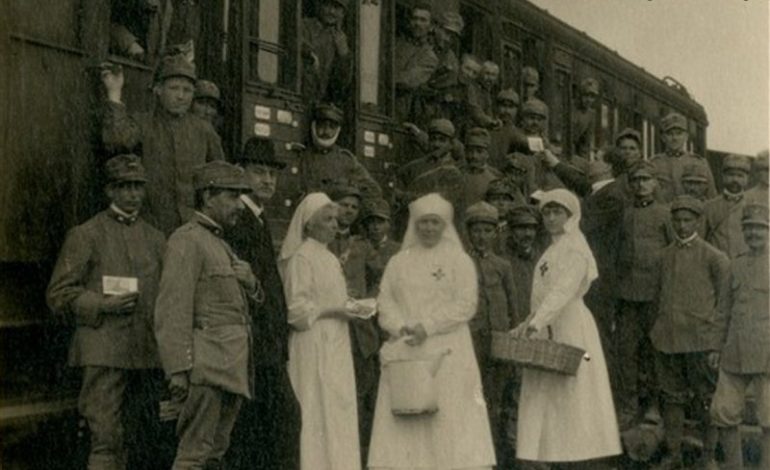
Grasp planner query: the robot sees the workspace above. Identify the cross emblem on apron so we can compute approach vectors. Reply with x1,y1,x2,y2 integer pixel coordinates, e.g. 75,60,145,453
432,267,445,281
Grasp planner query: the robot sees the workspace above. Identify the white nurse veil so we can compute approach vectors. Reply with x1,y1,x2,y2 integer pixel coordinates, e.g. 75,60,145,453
278,192,335,271
401,193,463,251
533,188,598,282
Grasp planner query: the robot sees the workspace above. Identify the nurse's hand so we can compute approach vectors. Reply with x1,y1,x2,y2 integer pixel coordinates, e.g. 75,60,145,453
404,323,427,346
509,322,535,339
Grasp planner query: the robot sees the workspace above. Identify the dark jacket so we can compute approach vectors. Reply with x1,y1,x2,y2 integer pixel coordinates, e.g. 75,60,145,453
301,17,352,103
704,194,748,259
581,180,626,297
365,237,401,297
470,251,517,362
47,209,165,369
225,199,290,367
299,144,381,203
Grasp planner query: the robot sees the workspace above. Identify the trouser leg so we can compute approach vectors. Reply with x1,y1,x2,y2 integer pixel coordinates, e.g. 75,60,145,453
173,384,241,470
720,427,743,470
615,300,642,426
686,353,718,464
656,352,687,463
79,366,129,470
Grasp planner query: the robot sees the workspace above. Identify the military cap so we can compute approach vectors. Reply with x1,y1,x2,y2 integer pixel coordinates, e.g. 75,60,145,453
741,203,769,227
465,201,499,225
105,154,147,184
362,198,391,221
587,160,613,185
520,98,548,118
755,150,769,170
681,163,710,182
427,118,455,138
194,80,221,102
628,160,656,179
313,103,344,123
465,128,490,148
485,178,517,199
660,112,687,133
496,88,520,105
437,11,464,35
328,184,362,202
615,127,642,146
508,204,540,226
192,161,250,192
580,78,600,95
237,137,286,169
722,154,752,174
157,54,196,82
503,153,530,173
521,66,539,85
670,195,704,216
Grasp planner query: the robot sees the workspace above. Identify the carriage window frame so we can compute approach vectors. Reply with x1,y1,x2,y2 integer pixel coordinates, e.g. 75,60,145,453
551,67,572,148
246,0,298,90
358,0,393,115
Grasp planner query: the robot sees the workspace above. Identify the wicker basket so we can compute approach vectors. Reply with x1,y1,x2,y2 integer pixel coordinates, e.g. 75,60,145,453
490,330,586,376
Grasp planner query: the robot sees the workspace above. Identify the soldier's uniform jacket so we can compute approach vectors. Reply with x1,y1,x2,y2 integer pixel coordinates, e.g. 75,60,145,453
299,144,381,202
650,236,730,354
154,213,253,398
408,161,466,211
704,194,749,259
101,102,225,235
47,209,165,368
461,164,503,206
581,180,625,298
720,249,770,374
616,200,674,302
469,250,517,362
394,35,438,121
365,237,401,297
650,151,716,203
466,82,497,129
508,247,540,323
301,17,352,103
571,107,596,155
397,151,454,190
488,124,528,171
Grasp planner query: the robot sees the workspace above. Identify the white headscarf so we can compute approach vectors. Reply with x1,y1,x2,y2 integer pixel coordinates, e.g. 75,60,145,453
401,193,463,251
534,188,598,283
278,192,335,268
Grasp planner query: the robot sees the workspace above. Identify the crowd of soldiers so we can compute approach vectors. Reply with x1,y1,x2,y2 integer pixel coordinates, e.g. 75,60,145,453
41,1,769,470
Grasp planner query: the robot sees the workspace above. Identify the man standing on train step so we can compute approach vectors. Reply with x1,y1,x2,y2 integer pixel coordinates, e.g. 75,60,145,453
301,0,353,105
571,78,599,159
224,138,301,470
297,103,381,204
650,112,716,203
101,55,224,236
47,155,166,470
155,161,257,469
704,154,753,258
394,2,438,123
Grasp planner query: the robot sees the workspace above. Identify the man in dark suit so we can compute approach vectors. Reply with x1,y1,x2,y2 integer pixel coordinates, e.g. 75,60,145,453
225,138,301,470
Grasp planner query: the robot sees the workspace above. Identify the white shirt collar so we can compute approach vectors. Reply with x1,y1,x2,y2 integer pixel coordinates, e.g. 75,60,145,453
591,178,614,194
110,203,137,219
240,194,263,218
675,232,698,246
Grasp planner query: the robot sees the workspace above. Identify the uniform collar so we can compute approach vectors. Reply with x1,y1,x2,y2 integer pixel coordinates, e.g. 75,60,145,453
722,189,744,203
675,232,698,248
666,148,686,158
634,197,655,208
108,204,138,225
240,194,264,219
195,211,224,237
337,227,351,239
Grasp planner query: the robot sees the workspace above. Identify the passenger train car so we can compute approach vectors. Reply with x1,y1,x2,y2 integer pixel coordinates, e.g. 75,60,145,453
0,1,709,465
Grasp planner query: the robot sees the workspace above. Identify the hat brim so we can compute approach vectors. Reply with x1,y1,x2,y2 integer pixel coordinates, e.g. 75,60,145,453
362,212,390,222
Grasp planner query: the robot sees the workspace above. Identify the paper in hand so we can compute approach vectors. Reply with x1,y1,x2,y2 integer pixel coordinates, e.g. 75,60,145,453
527,136,545,152
103,276,138,295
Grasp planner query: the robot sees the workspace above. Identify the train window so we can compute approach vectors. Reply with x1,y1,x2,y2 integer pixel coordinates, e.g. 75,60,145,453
459,3,492,59
359,0,382,107
247,0,298,88
551,69,572,147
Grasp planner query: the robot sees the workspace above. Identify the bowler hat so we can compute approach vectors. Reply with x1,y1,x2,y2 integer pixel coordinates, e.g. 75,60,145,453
237,137,286,169
105,154,147,184
193,161,251,192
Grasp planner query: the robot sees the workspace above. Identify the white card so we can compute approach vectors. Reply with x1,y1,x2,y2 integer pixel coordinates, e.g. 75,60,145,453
527,136,545,152
102,276,138,295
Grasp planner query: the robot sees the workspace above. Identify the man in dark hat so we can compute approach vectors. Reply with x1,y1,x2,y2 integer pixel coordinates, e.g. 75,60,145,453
651,195,729,470
224,138,300,470
298,103,381,203
461,128,503,205
651,112,716,202
101,55,224,236
614,160,674,430
191,79,222,131
572,77,599,158
361,199,400,296
301,0,352,104
155,161,257,469
47,155,166,470
711,203,770,470
704,154,753,258
327,185,381,466
394,2,438,122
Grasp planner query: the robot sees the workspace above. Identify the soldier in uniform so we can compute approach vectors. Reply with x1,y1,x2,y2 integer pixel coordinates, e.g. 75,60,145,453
651,112,716,202
397,118,459,189
190,80,222,131
571,78,599,158
394,2,438,123
464,202,518,468
154,161,257,469
488,88,528,170
500,153,535,202
225,138,301,470
298,103,381,202
327,186,381,466
651,195,730,470
301,0,352,104
47,155,166,470
614,160,674,430
360,199,400,297
681,163,712,201
704,154,753,258
422,11,463,122
521,66,540,101
460,128,503,206
711,203,770,470
465,61,502,130
100,55,224,236
611,127,643,203
746,149,769,205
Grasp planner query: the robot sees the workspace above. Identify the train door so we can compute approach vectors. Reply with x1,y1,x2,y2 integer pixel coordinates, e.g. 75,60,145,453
550,47,573,151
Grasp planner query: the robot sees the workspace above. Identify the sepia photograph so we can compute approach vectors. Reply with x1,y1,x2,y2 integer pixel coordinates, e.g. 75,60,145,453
0,0,768,469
